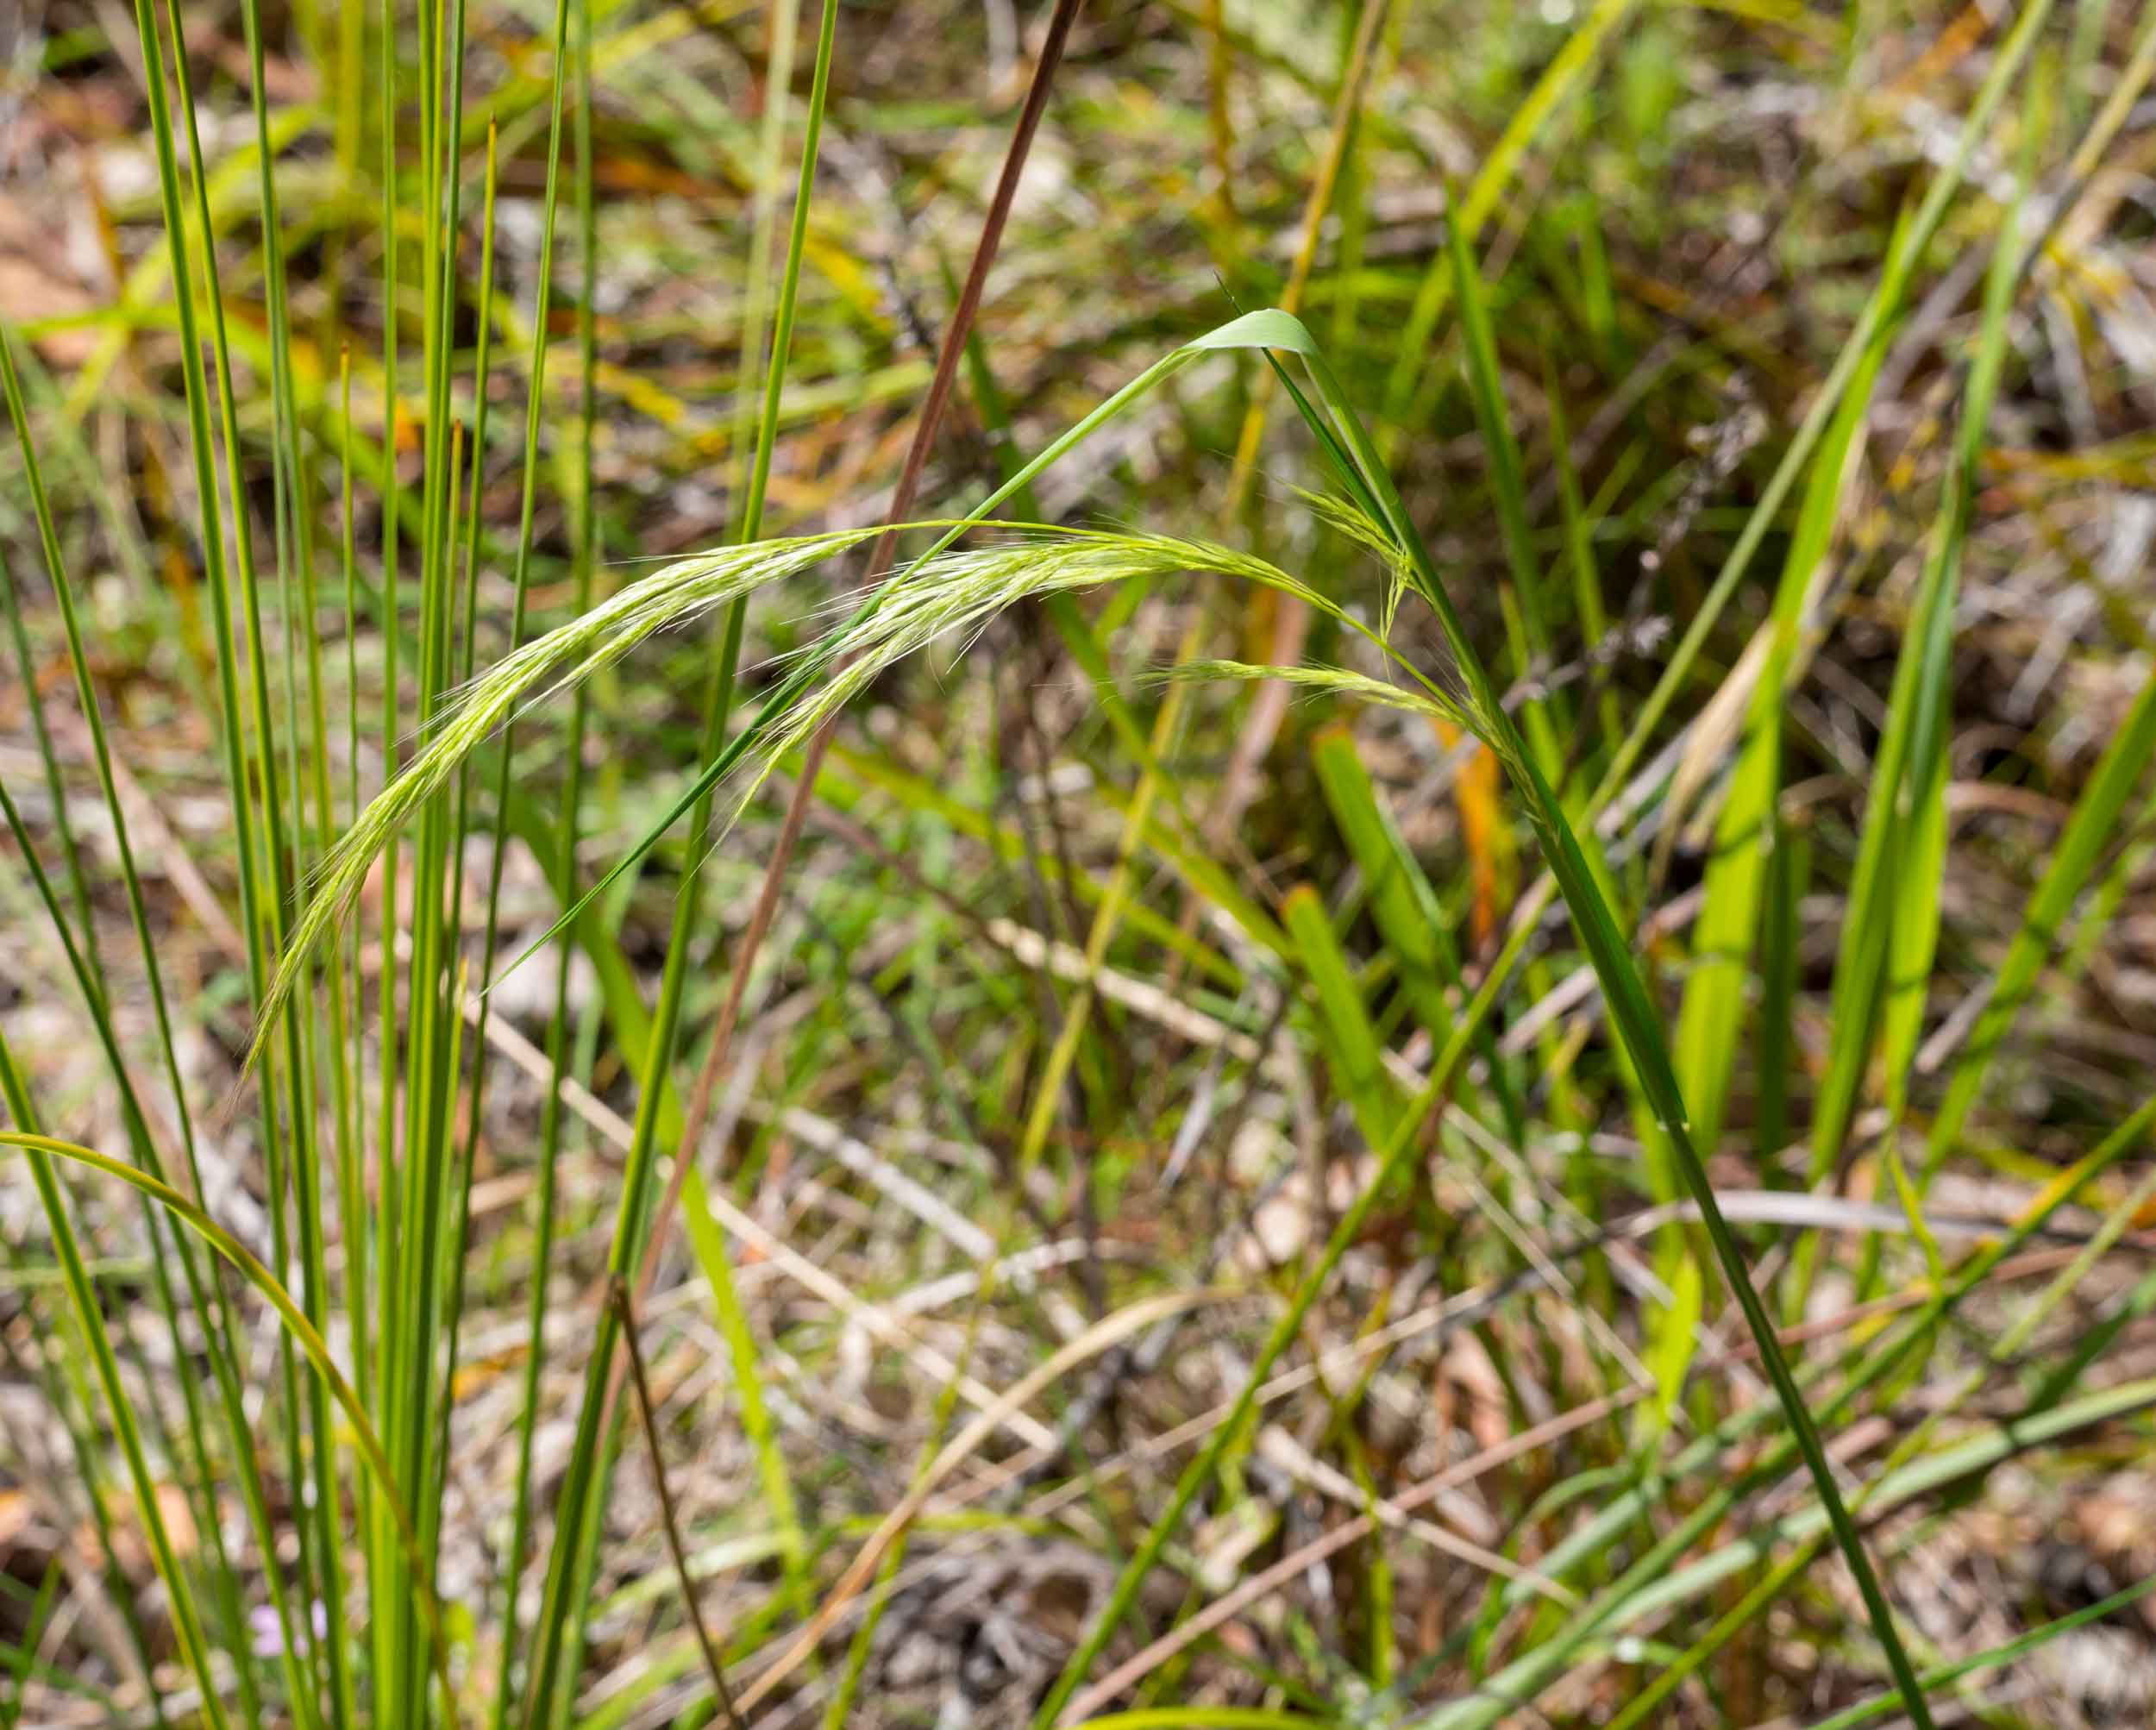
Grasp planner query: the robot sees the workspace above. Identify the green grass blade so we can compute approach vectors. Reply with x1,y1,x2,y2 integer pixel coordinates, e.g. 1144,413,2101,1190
1444,197,1564,783
1925,664,2156,1169
1238,309,1941,1730
1671,319,1889,1156
1308,724,1525,1138
0,1126,458,1721
0,1053,231,1730
1809,117,2035,1262
1283,883,1399,1150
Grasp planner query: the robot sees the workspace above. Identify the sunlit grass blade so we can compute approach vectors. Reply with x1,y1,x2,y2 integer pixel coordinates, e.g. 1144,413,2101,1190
1924,663,2156,1170
1283,884,1399,1150
1670,314,1889,1158
425,0,573,1711
1309,724,1529,1140
1808,108,2036,1294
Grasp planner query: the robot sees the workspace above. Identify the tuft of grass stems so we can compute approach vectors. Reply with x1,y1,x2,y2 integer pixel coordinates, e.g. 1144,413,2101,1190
4,3,2156,1727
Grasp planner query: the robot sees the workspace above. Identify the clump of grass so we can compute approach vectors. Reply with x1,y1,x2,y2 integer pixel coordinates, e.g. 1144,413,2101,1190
3,3,2156,1729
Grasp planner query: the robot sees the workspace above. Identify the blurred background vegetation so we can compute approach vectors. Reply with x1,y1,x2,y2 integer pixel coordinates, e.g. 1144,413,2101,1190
2,0,2156,1726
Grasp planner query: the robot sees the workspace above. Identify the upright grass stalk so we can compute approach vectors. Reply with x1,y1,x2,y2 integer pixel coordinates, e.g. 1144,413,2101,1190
537,12,617,1696
433,116,503,1645
520,5,841,1717
0,1127,463,1721
381,0,486,1703
0,1044,231,1730
442,0,582,1713
335,341,377,1727
154,0,346,1704
235,0,354,1699
370,12,406,1691
9,12,328,1667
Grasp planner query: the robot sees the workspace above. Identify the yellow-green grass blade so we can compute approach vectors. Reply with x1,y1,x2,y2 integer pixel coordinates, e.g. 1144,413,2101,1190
1310,723,1524,1139
1210,308,1940,1730
1671,318,1890,1157
1881,106,2039,1122
680,1168,811,1625
1283,884,1400,1151
1379,0,1639,429
1924,661,2156,1170
1809,116,2035,1276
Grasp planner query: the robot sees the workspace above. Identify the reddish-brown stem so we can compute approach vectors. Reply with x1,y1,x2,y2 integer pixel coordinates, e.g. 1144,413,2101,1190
611,1276,746,1730
592,0,1087,1473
